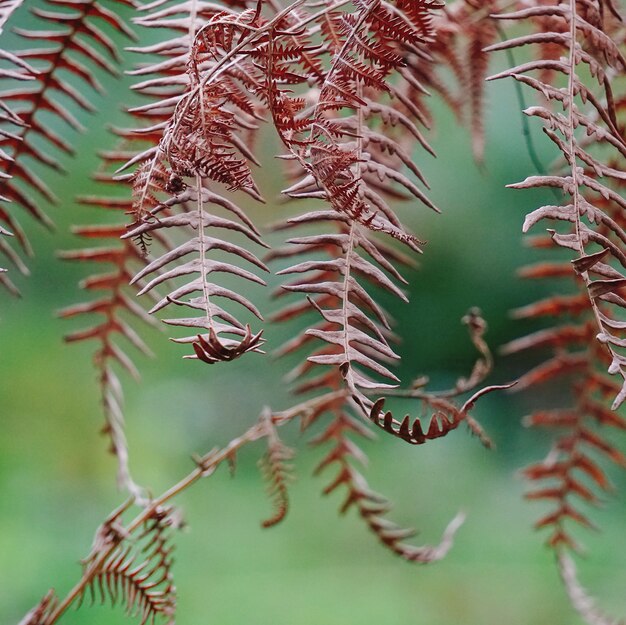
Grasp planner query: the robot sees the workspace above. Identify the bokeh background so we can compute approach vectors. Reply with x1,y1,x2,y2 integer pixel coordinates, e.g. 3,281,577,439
1,3,625,624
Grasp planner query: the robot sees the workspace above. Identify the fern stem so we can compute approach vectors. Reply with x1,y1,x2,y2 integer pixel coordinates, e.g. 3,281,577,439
341,221,357,393
340,42,366,397
195,173,213,329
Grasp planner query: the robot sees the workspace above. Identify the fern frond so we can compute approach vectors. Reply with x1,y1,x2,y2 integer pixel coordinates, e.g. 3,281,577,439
58,196,165,494
0,0,134,267
117,0,271,362
312,407,465,562
264,0,504,562
489,1,626,410
259,412,294,528
81,505,177,625
504,117,626,624
505,258,626,552
123,177,269,362
272,0,443,411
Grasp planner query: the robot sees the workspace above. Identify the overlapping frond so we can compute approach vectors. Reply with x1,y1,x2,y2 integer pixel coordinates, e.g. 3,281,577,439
493,4,626,621
264,0,504,561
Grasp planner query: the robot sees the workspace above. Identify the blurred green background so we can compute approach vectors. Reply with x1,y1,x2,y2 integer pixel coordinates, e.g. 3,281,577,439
1,3,625,624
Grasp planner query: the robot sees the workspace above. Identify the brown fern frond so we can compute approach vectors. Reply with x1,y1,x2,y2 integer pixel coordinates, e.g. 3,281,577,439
24,397,343,625
81,504,177,625
505,263,626,552
489,1,626,410
0,0,134,262
312,407,465,563
123,181,269,362
268,0,448,416
502,53,626,613
115,0,272,362
260,0,505,563
269,220,492,560
259,411,295,528
58,201,165,494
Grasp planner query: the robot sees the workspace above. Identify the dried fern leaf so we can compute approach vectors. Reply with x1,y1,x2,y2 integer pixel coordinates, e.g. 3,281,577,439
312,407,466,562
117,1,270,361
490,1,626,410
59,198,166,494
259,412,295,528
0,0,134,272
81,506,177,625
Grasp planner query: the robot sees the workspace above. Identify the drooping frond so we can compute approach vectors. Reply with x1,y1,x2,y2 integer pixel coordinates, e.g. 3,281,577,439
258,411,294,528
58,193,166,495
272,0,443,412
123,175,269,363
312,405,465,562
0,0,135,271
488,0,626,409
263,0,505,562
503,227,626,553
496,7,626,612
115,1,273,362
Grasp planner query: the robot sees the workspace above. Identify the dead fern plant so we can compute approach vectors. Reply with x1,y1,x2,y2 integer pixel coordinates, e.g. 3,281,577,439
2,0,626,624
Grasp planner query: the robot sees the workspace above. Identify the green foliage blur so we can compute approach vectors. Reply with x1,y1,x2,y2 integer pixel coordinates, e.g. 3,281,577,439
1,4,625,624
